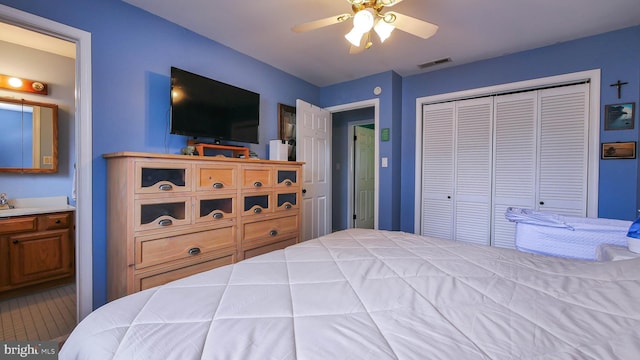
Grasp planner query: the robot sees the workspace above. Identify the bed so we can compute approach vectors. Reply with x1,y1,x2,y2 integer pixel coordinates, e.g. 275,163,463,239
60,229,640,359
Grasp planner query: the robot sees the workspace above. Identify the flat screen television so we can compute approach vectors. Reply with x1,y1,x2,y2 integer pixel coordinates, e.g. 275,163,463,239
170,67,260,144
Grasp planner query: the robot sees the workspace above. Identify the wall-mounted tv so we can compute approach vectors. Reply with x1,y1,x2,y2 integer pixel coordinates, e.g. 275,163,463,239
170,67,260,144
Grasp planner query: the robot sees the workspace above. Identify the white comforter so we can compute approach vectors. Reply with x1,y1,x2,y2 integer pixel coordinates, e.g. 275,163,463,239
61,229,640,359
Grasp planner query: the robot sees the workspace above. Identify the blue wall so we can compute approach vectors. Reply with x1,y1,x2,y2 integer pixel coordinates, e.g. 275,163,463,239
0,0,319,308
320,71,404,230
398,26,640,231
3,0,639,310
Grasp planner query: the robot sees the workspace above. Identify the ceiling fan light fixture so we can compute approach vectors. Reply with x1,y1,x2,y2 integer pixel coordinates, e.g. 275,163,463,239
374,18,395,42
345,27,365,47
352,9,375,33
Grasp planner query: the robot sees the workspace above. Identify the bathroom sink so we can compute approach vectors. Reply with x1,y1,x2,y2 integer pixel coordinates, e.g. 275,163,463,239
0,196,74,218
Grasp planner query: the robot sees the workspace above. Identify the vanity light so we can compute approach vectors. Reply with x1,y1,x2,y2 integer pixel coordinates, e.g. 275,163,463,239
0,74,48,95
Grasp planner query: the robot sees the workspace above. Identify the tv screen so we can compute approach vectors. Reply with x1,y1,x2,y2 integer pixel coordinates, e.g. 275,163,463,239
170,67,260,144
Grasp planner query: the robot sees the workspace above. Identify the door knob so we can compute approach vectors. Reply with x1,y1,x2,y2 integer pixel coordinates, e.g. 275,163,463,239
302,189,307,194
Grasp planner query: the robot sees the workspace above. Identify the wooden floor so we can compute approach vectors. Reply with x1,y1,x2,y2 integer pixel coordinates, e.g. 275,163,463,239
0,283,76,342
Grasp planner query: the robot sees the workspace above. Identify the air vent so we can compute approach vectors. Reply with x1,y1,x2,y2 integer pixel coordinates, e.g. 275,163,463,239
418,57,452,69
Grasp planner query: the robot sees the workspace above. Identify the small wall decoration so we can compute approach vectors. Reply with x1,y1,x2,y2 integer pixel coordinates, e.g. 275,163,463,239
601,141,636,160
278,103,296,161
604,102,635,130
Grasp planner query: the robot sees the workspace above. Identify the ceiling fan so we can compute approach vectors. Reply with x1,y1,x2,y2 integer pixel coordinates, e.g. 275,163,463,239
291,0,438,52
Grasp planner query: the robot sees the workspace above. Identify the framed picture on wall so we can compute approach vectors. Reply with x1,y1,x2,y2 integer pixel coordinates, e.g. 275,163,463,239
601,141,636,159
278,103,296,161
604,102,635,130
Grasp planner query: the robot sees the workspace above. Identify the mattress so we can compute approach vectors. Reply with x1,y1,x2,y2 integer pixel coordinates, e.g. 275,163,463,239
60,229,640,359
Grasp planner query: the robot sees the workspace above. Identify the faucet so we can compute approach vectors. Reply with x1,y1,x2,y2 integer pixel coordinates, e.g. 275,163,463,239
0,193,9,209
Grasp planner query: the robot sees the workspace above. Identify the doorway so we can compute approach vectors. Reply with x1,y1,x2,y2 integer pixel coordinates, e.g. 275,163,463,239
351,123,375,229
0,4,93,322
326,99,379,232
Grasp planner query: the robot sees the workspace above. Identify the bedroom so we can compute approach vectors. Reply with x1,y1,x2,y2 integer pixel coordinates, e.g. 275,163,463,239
0,0,639,357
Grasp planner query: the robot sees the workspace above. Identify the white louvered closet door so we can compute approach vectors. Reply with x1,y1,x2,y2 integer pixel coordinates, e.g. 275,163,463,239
422,102,455,239
492,92,538,248
455,98,493,245
537,84,589,216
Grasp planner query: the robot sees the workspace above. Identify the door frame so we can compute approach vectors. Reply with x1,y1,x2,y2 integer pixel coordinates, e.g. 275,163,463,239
348,120,375,229
0,4,94,320
414,69,601,233
327,98,380,230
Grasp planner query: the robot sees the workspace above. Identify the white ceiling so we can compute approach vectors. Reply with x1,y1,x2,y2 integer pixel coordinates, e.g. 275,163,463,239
136,1,638,86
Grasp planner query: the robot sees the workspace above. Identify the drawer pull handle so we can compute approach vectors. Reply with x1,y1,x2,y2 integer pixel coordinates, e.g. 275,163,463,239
212,182,224,189
253,207,262,214
159,184,173,191
285,204,292,210
253,181,263,188
188,247,201,256
12,240,19,244
158,219,173,226
269,230,278,237
212,212,223,219
284,180,292,186
55,219,61,224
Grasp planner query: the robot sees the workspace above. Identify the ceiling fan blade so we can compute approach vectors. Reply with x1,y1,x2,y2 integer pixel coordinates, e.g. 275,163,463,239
292,13,351,33
387,11,438,39
377,0,405,7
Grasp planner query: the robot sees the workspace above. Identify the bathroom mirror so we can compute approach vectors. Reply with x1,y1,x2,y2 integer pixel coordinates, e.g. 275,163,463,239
0,97,58,173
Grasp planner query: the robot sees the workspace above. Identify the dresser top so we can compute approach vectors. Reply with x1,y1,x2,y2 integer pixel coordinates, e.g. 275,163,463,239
103,152,303,165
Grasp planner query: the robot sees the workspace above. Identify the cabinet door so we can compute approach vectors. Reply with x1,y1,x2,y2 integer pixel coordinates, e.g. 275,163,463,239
421,102,455,239
9,229,73,285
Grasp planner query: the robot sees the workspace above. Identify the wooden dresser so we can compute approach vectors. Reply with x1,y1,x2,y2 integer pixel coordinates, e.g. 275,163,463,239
104,152,303,300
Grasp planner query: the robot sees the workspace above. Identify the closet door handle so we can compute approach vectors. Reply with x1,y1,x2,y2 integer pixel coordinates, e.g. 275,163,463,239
447,195,451,199
539,201,545,205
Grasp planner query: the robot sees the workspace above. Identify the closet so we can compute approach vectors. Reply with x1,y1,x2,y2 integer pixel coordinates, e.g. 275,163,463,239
421,83,589,248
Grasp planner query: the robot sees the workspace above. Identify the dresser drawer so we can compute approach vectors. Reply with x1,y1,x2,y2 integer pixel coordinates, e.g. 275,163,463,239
275,191,299,212
135,226,236,269
241,192,272,216
242,214,299,245
195,195,236,225
196,164,238,192
135,162,192,194
134,197,191,232
136,253,235,291
0,216,37,235
241,166,273,189
42,212,72,230
275,167,301,189
241,237,297,260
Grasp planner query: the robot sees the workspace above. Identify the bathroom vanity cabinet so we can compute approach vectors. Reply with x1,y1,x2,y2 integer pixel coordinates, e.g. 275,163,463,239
0,210,75,299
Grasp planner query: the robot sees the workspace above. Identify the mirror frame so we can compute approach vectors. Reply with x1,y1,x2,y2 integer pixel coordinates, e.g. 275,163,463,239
0,97,58,173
